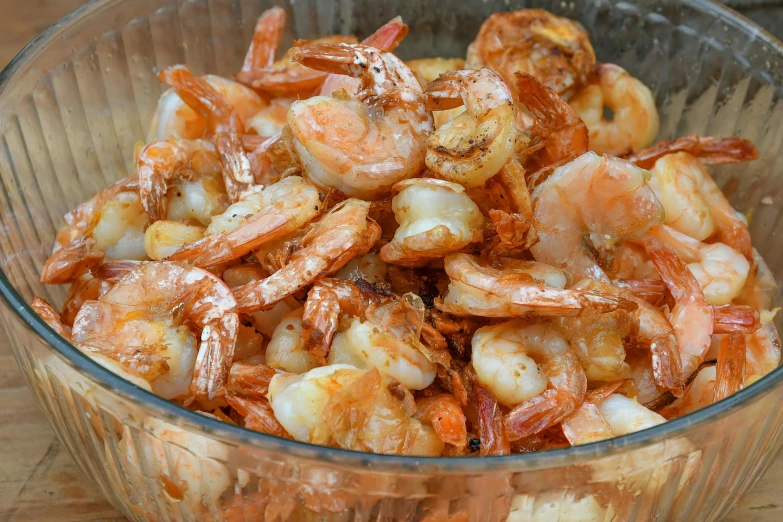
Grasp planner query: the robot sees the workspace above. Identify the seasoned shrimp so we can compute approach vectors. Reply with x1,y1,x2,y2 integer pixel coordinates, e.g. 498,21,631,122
265,308,320,374
645,239,714,378
267,365,444,455
466,9,596,99
641,150,753,260
438,254,635,318
469,320,586,439
288,43,432,199
137,139,223,221
645,225,750,305
560,381,622,445
143,220,205,261
380,178,484,266
569,64,659,156
148,76,265,142
425,68,516,188
514,72,588,173
326,293,438,390
334,252,388,284
167,176,321,267
70,261,238,400
575,279,684,395
234,198,381,313
159,66,243,135
41,177,148,285
165,169,229,226
530,152,664,282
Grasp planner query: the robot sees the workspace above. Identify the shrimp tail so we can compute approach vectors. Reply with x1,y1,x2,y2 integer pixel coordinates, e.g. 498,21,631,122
414,394,468,448
713,209,753,262
628,136,759,170
159,66,243,135
40,237,105,285
191,314,238,400
714,332,746,402
649,331,685,397
226,393,291,438
31,297,72,340
215,132,258,203
613,278,667,306
89,260,140,283
425,71,473,111
237,7,286,82
474,381,510,455
505,390,581,441
226,361,279,399
301,284,341,361
362,16,408,51
713,304,761,334
291,42,367,79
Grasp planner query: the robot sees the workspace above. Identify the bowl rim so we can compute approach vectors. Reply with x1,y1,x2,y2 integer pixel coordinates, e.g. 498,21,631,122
2,0,783,473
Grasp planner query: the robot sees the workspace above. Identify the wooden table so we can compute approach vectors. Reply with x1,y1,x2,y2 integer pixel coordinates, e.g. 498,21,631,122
1,2,782,520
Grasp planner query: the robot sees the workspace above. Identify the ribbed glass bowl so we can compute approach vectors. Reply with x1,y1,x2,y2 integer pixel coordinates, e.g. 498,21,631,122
2,0,783,520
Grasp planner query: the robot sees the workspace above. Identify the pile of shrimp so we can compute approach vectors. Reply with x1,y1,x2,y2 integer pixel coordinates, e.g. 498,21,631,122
34,7,780,458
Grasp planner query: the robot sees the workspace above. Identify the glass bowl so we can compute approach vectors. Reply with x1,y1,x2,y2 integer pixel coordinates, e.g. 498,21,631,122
2,0,783,520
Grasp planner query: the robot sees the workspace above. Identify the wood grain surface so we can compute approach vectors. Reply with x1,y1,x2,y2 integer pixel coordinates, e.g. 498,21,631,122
0,1,782,521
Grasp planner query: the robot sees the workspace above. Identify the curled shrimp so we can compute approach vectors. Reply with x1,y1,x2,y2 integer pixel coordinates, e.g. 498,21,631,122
514,72,588,173
469,320,587,440
167,176,321,267
561,381,623,445
437,254,636,318
137,139,223,221
70,261,238,400
148,76,265,142
576,279,685,396
266,308,321,374
288,43,432,199
268,365,444,455
638,148,754,260
530,151,664,281
159,66,243,135
41,177,147,285
380,178,484,266
234,198,381,313
645,239,714,378
569,64,659,156
424,68,516,188
466,9,596,100
645,225,750,305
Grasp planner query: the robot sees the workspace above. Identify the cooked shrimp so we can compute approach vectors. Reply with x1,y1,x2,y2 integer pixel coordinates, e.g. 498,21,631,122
438,254,636,318
328,317,436,390
627,135,758,170
574,279,684,396
334,252,388,284
714,332,746,402
597,393,666,435
288,43,432,199
268,365,444,455
556,282,634,383
266,308,320,374
234,198,381,313
514,72,589,173
214,132,261,204
159,66,243,135
148,76,265,142
165,169,229,226
137,139,223,221
660,364,717,418
236,7,285,86
246,99,290,137
713,305,761,334
642,151,753,260
380,178,483,266
414,394,468,448
167,176,321,267
70,261,238,400
425,68,516,188
466,9,596,100
645,225,750,305
41,177,148,285
645,239,713,378
468,320,586,439
569,64,659,156
530,151,664,282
